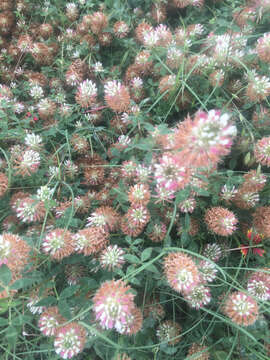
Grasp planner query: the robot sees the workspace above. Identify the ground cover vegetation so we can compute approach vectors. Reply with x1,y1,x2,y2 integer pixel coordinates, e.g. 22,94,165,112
0,0,269,359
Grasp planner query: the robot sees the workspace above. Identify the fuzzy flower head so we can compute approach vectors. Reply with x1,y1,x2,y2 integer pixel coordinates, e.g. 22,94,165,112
178,198,196,213
247,275,270,301
93,279,135,332
234,187,260,209
36,185,54,202
54,322,86,359
27,296,44,315
38,307,65,337
99,245,125,271
25,133,43,150
187,344,210,360
73,227,109,256
37,99,56,120
0,233,30,273
154,153,190,196
223,291,259,326
164,252,200,294
29,84,44,99
246,72,270,102
114,21,129,38
65,264,86,286
0,235,11,266
199,260,218,283
121,160,137,179
89,11,108,35
143,29,160,47
247,269,270,299
185,284,211,309
242,170,266,192
75,79,97,108
220,184,238,202
125,205,150,228
253,206,270,238
135,164,151,183
64,160,78,177
116,135,131,148
205,207,238,236
127,183,151,206
15,197,45,223
156,320,182,345
147,222,167,243
42,229,74,261
131,77,143,89
0,172,8,197
166,46,183,69
254,136,270,167
144,300,165,320
65,3,79,21
117,307,143,335
86,206,119,232
171,110,237,168
257,32,270,63
14,150,40,177
104,80,130,113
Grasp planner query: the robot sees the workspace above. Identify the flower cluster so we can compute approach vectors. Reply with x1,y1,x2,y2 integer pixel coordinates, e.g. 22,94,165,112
204,206,238,236
223,291,259,326
0,0,269,358
164,252,200,294
93,280,142,335
167,110,237,169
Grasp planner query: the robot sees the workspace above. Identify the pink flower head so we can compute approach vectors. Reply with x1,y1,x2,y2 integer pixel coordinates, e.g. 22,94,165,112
38,307,65,337
223,291,258,326
166,110,237,169
247,269,270,301
164,252,200,294
154,153,190,196
93,280,136,332
104,80,130,113
54,322,86,359
254,136,270,167
185,284,211,309
205,206,238,236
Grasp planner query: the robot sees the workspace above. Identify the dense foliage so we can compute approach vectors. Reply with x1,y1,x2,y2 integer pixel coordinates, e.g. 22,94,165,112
0,0,269,359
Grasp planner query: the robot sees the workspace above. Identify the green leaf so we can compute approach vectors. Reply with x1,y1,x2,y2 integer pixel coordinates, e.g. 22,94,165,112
13,315,32,326
213,351,228,360
145,264,159,274
129,277,141,286
175,189,190,204
35,296,57,307
0,265,12,286
80,278,98,289
58,299,72,319
10,277,39,290
0,297,11,314
214,26,228,35
60,285,80,300
133,238,143,245
160,343,178,355
5,325,18,346
0,317,8,326
141,248,152,262
134,141,152,151
185,214,190,230
124,254,141,264
181,231,189,246
196,188,210,197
